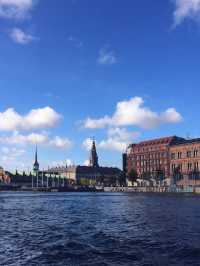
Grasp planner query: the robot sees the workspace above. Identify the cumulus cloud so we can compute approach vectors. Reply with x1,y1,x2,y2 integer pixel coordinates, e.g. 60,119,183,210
82,128,140,153
83,159,90,166
83,97,183,129
0,132,48,145
173,0,200,26
0,132,72,149
49,136,72,149
82,138,93,151
0,146,26,168
1,146,25,157
97,48,117,65
99,128,140,153
9,28,36,44
0,0,35,19
0,107,62,131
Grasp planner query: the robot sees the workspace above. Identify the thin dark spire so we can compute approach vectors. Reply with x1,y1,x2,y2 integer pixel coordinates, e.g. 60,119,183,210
35,144,38,163
33,144,39,172
90,139,99,168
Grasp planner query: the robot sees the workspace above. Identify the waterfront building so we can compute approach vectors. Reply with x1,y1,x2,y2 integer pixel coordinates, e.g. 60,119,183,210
30,140,122,187
0,167,10,184
64,140,122,186
124,135,200,187
125,136,183,181
170,138,200,187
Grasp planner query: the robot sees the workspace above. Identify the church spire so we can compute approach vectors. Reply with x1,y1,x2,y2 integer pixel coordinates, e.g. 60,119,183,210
33,145,39,173
89,139,99,168
35,145,38,164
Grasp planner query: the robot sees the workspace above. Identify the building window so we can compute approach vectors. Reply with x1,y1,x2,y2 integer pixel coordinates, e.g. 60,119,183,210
171,153,175,159
178,164,182,171
194,162,199,170
194,150,198,157
187,151,192,158
178,152,182,159
188,163,192,171
172,164,176,171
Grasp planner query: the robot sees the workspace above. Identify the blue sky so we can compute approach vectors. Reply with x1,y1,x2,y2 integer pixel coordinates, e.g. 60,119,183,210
0,0,200,171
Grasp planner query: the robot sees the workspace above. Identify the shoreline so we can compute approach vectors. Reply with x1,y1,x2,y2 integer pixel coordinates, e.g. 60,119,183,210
1,186,200,194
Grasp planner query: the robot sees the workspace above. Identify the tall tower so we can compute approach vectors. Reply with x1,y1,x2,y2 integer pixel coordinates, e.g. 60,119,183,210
90,140,99,168
33,145,39,173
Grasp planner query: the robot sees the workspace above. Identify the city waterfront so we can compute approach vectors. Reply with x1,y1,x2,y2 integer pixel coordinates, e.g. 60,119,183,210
1,192,200,266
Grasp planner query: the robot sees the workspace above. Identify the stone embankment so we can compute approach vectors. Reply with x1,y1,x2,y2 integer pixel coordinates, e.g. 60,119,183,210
104,186,200,194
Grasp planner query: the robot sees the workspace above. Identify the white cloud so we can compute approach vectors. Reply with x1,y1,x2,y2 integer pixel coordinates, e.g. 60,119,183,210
0,0,34,19
98,138,128,153
0,132,49,145
0,132,73,150
97,48,117,65
49,136,72,149
82,138,93,151
82,128,140,153
83,97,183,129
1,146,26,164
99,128,140,153
83,159,90,166
9,28,36,44
173,0,200,26
0,107,62,131
0,132,47,145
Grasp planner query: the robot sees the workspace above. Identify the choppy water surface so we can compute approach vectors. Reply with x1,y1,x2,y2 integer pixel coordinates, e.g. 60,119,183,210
0,192,200,266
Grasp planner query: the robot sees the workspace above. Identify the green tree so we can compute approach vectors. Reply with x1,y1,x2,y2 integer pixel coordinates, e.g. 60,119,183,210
128,169,138,185
118,172,126,186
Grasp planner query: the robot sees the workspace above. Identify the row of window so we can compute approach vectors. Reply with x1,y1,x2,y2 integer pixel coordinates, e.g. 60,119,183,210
135,146,166,153
134,152,167,161
138,168,167,173
171,150,199,160
172,162,199,172
134,160,168,167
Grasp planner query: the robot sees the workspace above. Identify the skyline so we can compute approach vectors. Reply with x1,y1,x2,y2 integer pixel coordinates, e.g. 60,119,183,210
1,0,200,170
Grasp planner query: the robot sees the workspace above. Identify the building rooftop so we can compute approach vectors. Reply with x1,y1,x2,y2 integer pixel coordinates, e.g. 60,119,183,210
132,136,185,147
76,166,121,175
170,138,200,146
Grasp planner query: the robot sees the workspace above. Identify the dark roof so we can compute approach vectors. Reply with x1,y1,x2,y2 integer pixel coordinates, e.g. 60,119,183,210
170,138,200,146
132,136,182,147
76,166,121,175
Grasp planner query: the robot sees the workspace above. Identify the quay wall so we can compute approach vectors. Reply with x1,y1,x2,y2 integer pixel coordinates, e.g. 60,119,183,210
104,186,200,194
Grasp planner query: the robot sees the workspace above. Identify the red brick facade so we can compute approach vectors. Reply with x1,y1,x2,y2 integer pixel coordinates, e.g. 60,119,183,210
170,139,200,186
125,136,188,180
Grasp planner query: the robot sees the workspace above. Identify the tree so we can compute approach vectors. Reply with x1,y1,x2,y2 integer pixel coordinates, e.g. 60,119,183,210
142,171,151,180
128,169,138,185
155,169,165,181
173,166,182,184
117,172,126,187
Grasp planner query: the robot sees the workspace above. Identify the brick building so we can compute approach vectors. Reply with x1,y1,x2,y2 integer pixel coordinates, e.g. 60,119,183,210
125,136,184,182
170,138,200,187
125,136,200,187
0,167,11,184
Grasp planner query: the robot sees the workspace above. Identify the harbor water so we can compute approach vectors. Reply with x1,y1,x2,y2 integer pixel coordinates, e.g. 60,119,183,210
0,192,200,266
